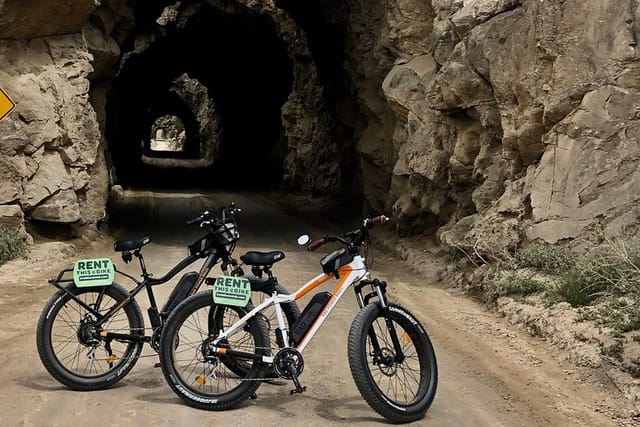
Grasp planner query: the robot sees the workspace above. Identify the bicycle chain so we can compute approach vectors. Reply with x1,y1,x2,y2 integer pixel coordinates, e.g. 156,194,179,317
131,343,284,383
104,328,284,382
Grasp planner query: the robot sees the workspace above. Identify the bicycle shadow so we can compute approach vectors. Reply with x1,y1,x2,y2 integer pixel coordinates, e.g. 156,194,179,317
21,361,168,393
24,372,393,424
137,380,387,424
256,389,386,424
18,372,129,392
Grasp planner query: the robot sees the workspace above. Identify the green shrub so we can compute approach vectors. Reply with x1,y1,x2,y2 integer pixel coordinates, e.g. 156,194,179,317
575,298,640,332
547,269,607,307
546,236,640,307
601,338,624,362
0,228,28,266
515,242,576,274
623,359,640,379
485,271,545,303
576,240,640,296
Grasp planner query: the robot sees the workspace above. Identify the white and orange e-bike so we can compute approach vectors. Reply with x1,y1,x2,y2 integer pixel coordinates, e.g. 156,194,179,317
158,215,438,423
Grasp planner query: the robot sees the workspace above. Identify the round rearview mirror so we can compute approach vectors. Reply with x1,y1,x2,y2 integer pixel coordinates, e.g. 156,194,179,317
297,235,310,246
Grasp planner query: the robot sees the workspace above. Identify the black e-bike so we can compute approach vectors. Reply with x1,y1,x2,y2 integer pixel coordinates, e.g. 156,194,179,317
36,204,300,390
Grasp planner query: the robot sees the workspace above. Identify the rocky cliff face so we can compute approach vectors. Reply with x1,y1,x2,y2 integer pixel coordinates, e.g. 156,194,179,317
0,0,638,251
0,35,104,229
0,0,126,235
349,0,640,252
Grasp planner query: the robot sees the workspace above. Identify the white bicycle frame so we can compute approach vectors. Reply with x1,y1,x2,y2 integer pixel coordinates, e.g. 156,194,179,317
212,255,369,363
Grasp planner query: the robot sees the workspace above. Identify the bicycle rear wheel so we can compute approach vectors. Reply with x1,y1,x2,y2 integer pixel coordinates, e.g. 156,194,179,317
159,292,269,410
348,302,438,423
36,283,144,390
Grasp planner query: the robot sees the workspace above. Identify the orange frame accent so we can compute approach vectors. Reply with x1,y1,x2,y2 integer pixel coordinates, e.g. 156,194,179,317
293,265,353,301
293,274,331,300
293,265,354,348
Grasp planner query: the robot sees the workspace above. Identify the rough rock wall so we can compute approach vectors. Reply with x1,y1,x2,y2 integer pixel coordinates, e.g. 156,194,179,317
2,0,638,251
344,0,435,214
169,73,220,164
0,1,128,236
0,36,100,227
247,2,342,195
0,0,97,39
349,0,640,249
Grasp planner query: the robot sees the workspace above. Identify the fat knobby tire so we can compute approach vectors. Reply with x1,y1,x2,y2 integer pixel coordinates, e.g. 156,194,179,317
36,283,144,390
347,302,438,423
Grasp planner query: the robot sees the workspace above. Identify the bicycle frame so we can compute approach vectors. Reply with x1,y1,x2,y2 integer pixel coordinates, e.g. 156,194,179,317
159,214,437,422
49,249,225,343
212,255,370,360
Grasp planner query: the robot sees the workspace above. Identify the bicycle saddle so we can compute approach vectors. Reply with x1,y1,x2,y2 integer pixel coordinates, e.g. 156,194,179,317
114,236,151,252
240,251,285,266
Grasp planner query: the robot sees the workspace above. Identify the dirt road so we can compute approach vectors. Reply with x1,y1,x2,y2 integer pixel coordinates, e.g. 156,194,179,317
0,191,635,426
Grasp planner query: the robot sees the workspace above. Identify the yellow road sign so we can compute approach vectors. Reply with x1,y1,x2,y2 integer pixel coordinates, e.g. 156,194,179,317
0,87,15,121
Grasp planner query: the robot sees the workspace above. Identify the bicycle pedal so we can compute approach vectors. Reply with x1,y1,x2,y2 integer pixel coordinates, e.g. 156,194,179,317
289,386,306,395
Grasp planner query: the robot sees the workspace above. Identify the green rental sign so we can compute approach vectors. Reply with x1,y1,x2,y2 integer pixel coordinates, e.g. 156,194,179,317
212,275,251,307
73,258,115,287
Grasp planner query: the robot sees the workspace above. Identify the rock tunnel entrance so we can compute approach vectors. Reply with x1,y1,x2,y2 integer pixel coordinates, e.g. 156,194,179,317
106,3,295,190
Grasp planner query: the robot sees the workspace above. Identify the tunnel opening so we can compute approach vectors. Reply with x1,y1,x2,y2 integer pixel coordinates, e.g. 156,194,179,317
106,3,294,190
144,99,200,160
149,114,187,154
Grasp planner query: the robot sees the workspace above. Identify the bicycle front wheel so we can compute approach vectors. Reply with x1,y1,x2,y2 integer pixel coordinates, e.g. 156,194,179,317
159,292,270,410
36,283,144,390
348,302,438,423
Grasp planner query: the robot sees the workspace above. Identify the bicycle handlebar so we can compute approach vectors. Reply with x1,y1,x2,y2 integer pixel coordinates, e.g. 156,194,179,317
306,215,390,252
185,204,241,227
185,211,210,226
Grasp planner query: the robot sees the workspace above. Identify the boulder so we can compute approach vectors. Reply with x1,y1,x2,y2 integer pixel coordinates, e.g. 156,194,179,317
30,189,81,223
21,151,73,210
0,0,97,39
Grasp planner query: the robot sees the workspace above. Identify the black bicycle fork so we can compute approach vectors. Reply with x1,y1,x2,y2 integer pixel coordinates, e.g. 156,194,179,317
354,279,407,365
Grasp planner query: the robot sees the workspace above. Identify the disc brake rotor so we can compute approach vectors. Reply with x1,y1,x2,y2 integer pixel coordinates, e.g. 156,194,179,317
376,348,397,376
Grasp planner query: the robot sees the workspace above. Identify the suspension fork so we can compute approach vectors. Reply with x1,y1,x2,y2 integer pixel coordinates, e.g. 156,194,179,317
354,279,406,364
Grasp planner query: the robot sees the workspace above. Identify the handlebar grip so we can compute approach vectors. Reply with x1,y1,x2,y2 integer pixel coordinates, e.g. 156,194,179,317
307,239,326,252
185,216,201,226
186,210,211,225
372,215,389,225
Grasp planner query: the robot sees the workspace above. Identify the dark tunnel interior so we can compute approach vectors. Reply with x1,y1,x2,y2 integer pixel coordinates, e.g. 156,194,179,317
106,3,295,190
105,0,359,197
